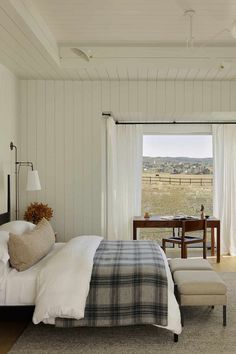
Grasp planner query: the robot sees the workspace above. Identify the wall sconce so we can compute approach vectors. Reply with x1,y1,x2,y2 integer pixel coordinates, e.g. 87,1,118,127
10,142,41,220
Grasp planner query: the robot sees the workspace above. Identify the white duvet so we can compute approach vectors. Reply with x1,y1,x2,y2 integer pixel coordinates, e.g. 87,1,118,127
33,235,103,325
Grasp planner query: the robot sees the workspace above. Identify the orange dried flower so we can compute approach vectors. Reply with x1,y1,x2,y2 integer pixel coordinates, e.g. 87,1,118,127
24,202,53,224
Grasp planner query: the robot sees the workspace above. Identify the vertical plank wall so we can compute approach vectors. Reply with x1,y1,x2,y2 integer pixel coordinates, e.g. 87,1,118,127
0,63,18,215
19,80,236,240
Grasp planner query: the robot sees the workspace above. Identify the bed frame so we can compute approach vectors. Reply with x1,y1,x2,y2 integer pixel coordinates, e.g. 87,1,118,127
0,175,11,225
0,175,34,320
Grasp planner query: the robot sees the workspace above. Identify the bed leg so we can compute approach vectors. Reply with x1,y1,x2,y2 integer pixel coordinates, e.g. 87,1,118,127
174,333,178,342
223,305,227,327
180,306,184,327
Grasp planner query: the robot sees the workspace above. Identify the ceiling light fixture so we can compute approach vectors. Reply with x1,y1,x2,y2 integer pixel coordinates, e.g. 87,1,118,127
71,48,92,61
184,9,195,48
231,20,236,38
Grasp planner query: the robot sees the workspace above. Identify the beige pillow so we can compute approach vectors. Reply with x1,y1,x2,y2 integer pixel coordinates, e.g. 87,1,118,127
8,218,55,271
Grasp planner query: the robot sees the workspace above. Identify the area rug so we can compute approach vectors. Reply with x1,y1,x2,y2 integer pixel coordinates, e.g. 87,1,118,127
9,273,236,354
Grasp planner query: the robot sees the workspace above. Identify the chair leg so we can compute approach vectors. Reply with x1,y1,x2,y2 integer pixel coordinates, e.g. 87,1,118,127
181,244,185,258
184,244,187,259
223,305,227,326
181,244,187,259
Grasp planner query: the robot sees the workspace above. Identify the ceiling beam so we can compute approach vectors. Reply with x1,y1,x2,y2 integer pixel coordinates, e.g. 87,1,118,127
0,0,60,67
60,46,236,71
60,46,236,59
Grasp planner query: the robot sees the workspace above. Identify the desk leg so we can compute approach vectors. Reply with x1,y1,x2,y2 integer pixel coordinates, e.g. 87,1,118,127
211,227,215,257
133,225,137,240
217,225,220,263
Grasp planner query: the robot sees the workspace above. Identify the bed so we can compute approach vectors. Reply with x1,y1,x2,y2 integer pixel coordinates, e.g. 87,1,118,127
0,175,181,342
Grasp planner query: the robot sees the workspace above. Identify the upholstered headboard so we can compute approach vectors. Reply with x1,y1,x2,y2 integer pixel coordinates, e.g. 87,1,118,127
0,175,10,225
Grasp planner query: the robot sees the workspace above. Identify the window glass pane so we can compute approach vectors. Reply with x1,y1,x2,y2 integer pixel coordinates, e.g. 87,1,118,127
141,135,213,243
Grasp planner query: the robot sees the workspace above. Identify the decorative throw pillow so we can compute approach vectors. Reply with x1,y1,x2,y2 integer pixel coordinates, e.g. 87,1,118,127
0,221,36,268
8,218,55,271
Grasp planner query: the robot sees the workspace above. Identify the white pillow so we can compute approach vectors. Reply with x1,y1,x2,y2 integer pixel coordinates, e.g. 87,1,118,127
0,260,9,290
0,231,10,264
0,220,35,235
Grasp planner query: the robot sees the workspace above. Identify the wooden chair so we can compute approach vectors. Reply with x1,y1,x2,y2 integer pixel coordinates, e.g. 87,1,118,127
162,219,207,259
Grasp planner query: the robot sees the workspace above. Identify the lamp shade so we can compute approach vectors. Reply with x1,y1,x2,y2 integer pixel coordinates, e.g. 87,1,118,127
26,170,41,191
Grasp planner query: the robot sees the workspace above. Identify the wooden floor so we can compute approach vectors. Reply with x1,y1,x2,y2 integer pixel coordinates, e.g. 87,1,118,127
167,249,236,272
0,320,28,354
0,254,235,354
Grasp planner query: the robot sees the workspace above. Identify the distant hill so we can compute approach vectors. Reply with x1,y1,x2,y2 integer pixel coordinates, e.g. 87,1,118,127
143,156,213,175
143,156,213,165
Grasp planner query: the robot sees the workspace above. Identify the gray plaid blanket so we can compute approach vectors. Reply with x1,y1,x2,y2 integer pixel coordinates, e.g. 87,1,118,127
56,240,168,327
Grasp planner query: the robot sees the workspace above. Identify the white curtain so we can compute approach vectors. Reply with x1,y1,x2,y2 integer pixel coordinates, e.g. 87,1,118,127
213,124,236,255
106,117,143,240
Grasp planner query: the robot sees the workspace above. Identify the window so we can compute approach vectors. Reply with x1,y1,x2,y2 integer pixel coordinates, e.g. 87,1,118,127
141,134,213,241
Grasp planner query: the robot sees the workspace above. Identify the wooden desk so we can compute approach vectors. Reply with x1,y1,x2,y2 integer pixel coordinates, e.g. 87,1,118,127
133,216,221,263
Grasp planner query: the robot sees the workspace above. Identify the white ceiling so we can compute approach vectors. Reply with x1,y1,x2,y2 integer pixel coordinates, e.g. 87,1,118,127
1,0,236,80
32,0,236,46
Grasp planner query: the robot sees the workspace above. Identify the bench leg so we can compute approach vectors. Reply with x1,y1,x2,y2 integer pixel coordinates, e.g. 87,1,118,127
174,286,184,326
162,239,166,253
180,306,184,327
223,305,227,326
174,284,178,298
174,333,178,342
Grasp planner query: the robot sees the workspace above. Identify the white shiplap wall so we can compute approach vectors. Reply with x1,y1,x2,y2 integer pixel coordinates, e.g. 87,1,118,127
19,80,236,240
0,63,18,214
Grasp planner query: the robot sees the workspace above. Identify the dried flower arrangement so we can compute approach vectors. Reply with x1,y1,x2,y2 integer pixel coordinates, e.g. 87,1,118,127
24,202,53,224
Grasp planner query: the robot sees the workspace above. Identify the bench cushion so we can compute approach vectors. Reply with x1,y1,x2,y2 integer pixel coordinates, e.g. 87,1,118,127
169,258,213,273
174,270,226,295
180,294,227,306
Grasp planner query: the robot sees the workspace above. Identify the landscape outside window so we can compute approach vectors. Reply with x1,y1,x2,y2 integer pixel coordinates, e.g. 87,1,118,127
141,135,213,243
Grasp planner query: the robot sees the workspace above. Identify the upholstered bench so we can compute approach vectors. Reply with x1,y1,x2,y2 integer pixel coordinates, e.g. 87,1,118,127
169,258,213,273
173,270,227,326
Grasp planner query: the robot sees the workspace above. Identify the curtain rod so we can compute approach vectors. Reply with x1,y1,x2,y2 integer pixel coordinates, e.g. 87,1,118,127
115,121,236,125
102,112,236,125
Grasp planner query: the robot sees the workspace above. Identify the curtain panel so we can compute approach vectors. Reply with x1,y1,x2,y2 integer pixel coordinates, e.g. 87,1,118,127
213,124,236,255
106,118,143,240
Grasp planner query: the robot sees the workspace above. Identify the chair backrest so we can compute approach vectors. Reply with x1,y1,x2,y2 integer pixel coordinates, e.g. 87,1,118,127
182,219,207,234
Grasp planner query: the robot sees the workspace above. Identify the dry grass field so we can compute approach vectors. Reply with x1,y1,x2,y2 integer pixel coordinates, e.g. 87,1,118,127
141,172,213,243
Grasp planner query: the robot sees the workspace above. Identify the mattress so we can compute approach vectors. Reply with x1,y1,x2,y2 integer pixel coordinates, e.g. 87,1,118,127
0,243,64,306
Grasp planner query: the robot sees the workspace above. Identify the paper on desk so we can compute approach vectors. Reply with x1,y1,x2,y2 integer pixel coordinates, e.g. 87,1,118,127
160,216,174,220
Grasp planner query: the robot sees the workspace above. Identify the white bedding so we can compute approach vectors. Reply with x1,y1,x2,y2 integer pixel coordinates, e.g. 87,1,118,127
33,235,103,325
0,239,181,335
159,247,181,334
0,243,64,306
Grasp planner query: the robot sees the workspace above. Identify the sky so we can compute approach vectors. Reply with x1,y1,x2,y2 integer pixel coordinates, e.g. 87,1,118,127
143,135,212,158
